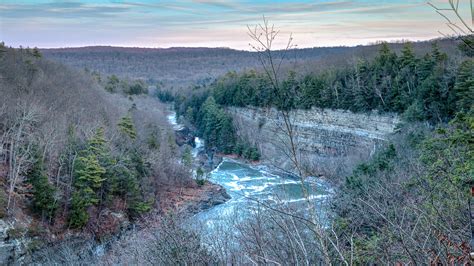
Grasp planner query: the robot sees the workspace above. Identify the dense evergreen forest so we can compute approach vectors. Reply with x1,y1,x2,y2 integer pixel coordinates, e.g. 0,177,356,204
165,90,261,161
211,42,471,122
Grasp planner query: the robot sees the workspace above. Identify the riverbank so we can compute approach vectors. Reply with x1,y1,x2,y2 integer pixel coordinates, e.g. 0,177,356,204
156,181,231,216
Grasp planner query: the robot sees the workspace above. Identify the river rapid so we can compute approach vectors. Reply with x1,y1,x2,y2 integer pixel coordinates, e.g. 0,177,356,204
166,110,332,242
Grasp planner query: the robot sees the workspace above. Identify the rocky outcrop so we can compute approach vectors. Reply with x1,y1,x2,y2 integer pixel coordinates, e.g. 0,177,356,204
0,219,31,265
157,182,230,217
183,184,231,215
228,106,399,177
175,127,195,147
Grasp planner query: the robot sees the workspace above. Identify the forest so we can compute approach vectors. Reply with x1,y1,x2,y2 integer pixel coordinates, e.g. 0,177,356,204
210,42,471,122
0,44,201,261
172,40,472,155
2,0,473,262
167,37,473,264
42,39,458,88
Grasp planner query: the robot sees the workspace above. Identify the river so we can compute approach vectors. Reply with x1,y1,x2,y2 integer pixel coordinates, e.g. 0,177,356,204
166,110,332,251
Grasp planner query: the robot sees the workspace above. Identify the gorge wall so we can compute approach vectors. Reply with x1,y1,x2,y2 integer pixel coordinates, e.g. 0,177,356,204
227,107,400,177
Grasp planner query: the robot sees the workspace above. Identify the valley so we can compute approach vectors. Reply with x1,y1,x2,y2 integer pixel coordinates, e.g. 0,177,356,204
0,8,472,263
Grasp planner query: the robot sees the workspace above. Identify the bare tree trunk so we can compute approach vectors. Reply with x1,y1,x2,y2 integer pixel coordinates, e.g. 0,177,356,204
247,16,347,265
6,106,38,213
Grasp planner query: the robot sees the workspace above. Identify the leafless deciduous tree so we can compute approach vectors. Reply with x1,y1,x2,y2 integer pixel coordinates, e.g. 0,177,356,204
247,16,349,265
5,104,40,213
429,0,473,49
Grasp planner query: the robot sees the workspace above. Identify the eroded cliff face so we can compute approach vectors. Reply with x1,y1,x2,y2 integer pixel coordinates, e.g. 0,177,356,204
227,107,400,177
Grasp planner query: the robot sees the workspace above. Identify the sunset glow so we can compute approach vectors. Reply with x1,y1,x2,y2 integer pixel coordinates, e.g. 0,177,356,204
0,0,468,49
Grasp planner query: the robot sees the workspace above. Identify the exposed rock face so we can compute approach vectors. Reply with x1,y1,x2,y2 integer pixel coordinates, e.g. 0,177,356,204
227,107,399,177
175,127,195,147
0,219,30,265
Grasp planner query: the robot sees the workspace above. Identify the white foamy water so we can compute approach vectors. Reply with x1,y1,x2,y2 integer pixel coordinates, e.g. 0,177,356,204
166,112,184,131
192,137,204,158
191,159,331,237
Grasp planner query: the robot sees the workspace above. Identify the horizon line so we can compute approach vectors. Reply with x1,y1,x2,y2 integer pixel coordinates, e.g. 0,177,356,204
2,36,453,52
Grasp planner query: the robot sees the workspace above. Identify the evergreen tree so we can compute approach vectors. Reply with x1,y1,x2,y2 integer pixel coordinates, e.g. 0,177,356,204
118,114,137,140
69,153,106,228
69,128,111,228
88,127,108,157
105,75,120,93
454,60,474,112
182,146,192,166
393,43,417,112
201,97,220,146
32,47,42,59
27,150,57,221
399,42,416,68
107,158,150,217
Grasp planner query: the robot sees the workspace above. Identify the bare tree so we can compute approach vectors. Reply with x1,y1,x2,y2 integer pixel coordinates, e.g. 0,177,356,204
428,0,473,50
5,104,40,213
247,16,349,265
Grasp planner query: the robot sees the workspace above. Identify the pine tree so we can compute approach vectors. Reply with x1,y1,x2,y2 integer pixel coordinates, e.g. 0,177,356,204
69,128,110,228
88,127,108,157
69,153,106,228
32,47,42,59
201,97,220,146
27,150,57,221
107,155,150,217
454,60,474,112
399,43,416,68
105,75,120,93
217,114,235,153
431,43,447,62
393,43,417,112
118,114,137,140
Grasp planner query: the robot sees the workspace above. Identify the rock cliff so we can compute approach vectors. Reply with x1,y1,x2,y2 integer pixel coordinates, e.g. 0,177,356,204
227,107,399,177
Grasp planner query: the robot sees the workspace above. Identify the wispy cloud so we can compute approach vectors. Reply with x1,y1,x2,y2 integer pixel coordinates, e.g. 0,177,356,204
0,0,454,49
192,0,241,10
0,2,130,18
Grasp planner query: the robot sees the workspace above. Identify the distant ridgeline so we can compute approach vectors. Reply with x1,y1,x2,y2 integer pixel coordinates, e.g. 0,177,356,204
42,39,459,88
172,41,472,169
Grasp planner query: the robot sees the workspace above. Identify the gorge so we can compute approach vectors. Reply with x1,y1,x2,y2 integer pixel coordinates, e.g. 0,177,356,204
228,106,400,177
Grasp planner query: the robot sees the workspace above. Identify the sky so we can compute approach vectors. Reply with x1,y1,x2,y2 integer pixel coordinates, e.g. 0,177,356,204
0,0,468,49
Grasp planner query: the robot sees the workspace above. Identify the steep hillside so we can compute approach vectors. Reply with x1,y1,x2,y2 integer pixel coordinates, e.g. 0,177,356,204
0,45,222,264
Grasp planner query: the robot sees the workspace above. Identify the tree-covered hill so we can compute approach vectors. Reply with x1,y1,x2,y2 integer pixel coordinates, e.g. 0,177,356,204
0,44,194,241
41,38,459,88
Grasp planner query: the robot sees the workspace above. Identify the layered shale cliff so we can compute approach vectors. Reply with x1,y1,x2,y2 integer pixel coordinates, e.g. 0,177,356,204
227,107,400,177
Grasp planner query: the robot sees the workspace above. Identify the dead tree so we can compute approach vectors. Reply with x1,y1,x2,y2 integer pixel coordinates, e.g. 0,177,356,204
247,16,349,265
428,0,473,50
